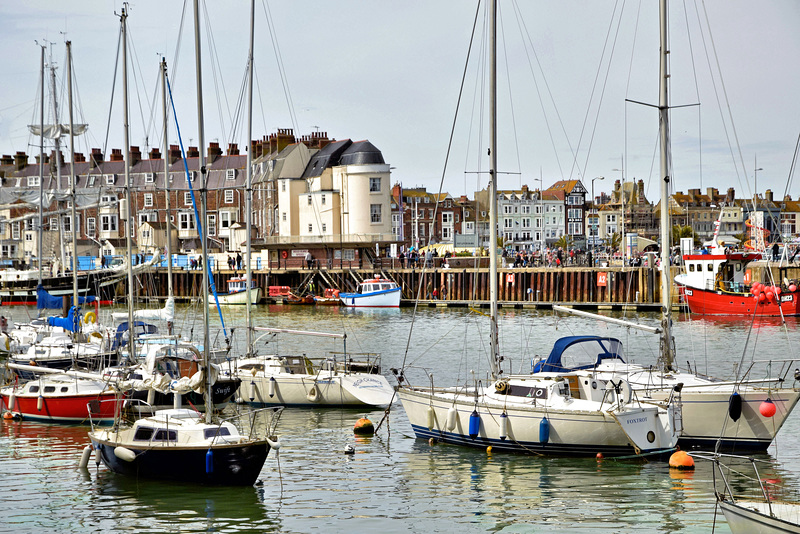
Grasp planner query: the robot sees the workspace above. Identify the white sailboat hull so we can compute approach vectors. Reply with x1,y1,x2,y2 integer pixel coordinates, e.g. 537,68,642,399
397,384,677,456
720,501,800,534
242,371,393,407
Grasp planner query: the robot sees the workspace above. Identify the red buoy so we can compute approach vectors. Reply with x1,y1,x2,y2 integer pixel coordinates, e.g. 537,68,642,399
760,399,777,418
669,450,695,470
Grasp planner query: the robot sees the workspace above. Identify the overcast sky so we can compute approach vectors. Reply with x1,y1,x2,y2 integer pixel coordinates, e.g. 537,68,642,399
1,1,799,204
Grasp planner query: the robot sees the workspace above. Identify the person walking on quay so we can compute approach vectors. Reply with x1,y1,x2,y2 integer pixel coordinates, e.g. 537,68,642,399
399,251,406,268
236,252,242,270
305,251,313,269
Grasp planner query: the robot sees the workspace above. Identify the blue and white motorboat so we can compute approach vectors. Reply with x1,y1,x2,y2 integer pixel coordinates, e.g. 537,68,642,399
339,276,401,308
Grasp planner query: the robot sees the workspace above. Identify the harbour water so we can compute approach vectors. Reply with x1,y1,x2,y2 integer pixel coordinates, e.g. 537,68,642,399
2,304,800,533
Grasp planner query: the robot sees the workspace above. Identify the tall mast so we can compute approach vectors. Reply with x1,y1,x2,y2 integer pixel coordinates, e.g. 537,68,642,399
193,0,213,422
65,41,79,316
488,0,500,378
658,0,674,370
245,0,255,357
37,45,45,285
121,6,136,362
161,57,173,332
50,57,66,271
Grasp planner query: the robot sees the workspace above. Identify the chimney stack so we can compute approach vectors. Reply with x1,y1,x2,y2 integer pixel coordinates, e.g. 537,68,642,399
73,152,86,163
207,142,222,163
110,148,124,162
169,144,181,164
14,151,27,170
129,146,142,166
149,147,161,160
91,148,104,167
187,146,199,158
227,143,239,156
765,189,774,203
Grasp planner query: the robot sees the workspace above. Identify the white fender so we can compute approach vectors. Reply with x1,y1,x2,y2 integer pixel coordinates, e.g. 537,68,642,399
306,385,320,403
114,446,136,462
266,437,281,451
79,445,92,469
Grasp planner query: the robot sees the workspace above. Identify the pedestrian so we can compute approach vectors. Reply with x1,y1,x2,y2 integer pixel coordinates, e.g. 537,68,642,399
399,251,406,268
305,251,313,269
0,315,7,333
198,255,202,270
100,255,106,269
228,255,234,270
236,252,242,270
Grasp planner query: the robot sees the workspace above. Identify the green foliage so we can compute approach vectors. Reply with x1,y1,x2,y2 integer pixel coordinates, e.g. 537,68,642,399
603,232,622,251
554,235,574,250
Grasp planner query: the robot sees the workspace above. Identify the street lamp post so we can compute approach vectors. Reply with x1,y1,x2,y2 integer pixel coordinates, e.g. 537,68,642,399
591,176,604,265
535,177,543,264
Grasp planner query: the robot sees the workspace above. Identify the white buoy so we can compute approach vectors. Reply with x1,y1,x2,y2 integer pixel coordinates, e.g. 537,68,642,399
266,436,281,451
37,394,43,412
173,392,182,410
79,445,92,469
446,406,457,431
8,393,15,411
268,377,276,398
249,380,257,402
114,446,136,462
427,405,435,430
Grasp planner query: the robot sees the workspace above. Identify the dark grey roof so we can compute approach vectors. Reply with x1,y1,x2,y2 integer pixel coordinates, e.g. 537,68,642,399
301,140,352,179
339,140,384,166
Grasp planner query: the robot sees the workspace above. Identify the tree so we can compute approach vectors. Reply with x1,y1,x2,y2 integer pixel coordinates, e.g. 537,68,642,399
554,235,574,250
671,225,699,247
603,232,622,253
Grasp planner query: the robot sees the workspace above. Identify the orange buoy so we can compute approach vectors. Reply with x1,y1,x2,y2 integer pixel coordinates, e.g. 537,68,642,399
669,450,695,470
596,452,604,461
353,417,374,435
3,412,13,420
760,398,777,418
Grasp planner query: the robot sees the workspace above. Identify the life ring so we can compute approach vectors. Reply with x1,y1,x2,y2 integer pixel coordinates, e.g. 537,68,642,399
306,385,320,403
281,250,288,259
83,311,97,325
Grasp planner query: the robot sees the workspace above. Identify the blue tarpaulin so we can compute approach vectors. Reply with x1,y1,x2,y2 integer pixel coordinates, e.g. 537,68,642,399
36,285,96,310
46,306,81,332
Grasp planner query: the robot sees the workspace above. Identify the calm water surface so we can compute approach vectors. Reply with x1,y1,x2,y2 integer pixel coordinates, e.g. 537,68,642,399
2,304,799,533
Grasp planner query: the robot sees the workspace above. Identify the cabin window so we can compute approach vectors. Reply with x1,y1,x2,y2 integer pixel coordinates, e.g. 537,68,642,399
134,427,155,441
736,264,742,272
60,387,68,393
154,429,178,442
29,385,39,393
689,264,695,272
44,386,56,393
204,427,232,440
707,264,713,271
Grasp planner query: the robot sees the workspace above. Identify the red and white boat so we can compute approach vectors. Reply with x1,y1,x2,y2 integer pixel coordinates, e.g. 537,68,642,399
675,222,800,316
1,366,119,424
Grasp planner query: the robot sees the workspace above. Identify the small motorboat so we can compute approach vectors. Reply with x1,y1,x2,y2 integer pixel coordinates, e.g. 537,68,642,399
284,293,315,305
339,276,401,308
313,288,340,306
214,277,262,305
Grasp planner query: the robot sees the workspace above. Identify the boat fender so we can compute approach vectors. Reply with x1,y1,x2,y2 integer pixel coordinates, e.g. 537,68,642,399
539,417,550,444
728,392,742,421
114,446,136,463
499,412,508,441
267,377,276,398
427,406,435,430
94,447,102,465
249,380,257,402
266,436,281,451
760,398,777,418
83,311,96,325
205,449,214,474
37,394,43,412
468,410,480,439
306,385,320,403
79,445,93,469
8,393,15,411
446,406,457,431
146,389,155,406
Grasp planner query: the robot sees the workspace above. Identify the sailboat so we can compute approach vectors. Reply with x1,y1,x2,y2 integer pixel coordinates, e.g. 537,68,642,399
541,0,800,451
234,327,394,407
87,3,280,486
396,0,680,457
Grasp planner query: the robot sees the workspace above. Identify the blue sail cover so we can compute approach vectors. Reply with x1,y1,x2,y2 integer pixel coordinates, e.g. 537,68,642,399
37,285,96,309
46,306,81,332
533,335,626,373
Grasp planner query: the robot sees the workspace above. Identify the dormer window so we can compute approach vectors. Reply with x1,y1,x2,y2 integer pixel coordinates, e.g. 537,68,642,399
104,174,115,186
145,173,155,183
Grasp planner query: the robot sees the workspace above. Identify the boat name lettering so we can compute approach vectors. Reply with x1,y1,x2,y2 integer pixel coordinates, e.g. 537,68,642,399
782,294,793,302
352,377,383,388
625,417,648,424
684,289,693,296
